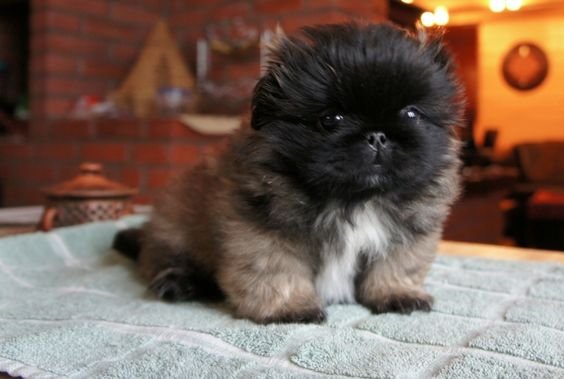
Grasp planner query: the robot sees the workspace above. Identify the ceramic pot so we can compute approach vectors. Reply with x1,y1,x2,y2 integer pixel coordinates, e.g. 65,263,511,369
39,162,137,231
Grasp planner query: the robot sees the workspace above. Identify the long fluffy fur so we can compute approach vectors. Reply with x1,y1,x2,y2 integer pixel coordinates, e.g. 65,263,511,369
114,22,463,324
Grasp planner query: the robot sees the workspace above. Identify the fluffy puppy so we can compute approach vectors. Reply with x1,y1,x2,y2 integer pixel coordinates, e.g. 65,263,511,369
114,22,463,324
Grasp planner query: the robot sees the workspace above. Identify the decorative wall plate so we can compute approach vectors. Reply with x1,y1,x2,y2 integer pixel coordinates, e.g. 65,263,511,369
502,42,549,91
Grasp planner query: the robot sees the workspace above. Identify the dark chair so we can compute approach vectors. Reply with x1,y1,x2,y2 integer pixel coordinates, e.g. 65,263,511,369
503,141,564,250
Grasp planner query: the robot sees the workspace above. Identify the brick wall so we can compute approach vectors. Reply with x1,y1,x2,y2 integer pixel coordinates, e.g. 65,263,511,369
1,0,389,207
30,0,389,121
0,119,227,206
30,0,168,121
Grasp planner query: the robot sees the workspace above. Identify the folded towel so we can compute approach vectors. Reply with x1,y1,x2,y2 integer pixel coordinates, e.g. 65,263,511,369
1,217,563,378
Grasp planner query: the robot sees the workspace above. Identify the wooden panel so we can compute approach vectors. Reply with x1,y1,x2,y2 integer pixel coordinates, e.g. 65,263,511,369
445,25,478,111
476,11,564,154
444,25,478,142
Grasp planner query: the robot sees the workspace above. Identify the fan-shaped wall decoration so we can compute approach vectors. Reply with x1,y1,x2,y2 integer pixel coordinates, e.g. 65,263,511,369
112,20,195,117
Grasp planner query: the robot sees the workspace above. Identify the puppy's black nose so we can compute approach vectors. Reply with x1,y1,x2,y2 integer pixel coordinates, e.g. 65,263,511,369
367,132,387,150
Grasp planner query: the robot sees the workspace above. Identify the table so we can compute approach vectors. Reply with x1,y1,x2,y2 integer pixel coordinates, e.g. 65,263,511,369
439,240,564,263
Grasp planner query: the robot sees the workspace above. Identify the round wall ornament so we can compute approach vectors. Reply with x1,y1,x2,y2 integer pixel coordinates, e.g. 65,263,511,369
502,42,548,91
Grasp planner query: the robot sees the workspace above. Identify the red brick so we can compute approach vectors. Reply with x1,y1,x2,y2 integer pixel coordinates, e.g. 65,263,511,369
201,138,230,155
38,34,108,57
27,118,50,138
17,162,58,184
176,28,201,47
50,120,93,139
334,0,383,16
81,143,128,163
133,193,153,205
0,143,35,160
147,119,201,139
136,0,165,9
306,0,336,10
111,3,159,25
207,65,224,83
56,163,84,182
3,185,44,206
169,9,207,27
35,143,77,161
0,163,14,179
120,167,143,188
39,78,78,96
94,119,143,139
32,10,81,33
33,77,107,98
169,145,201,164
114,0,164,9
147,168,173,189
99,165,122,183
32,53,76,75
171,0,222,10
133,143,170,164
210,2,252,21
38,98,74,119
41,0,110,17
82,62,123,79
225,61,261,81
281,10,347,33
83,19,137,41
255,0,303,14
111,44,140,63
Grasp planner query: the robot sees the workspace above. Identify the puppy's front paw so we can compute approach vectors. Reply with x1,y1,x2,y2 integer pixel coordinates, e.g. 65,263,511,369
149,267,225,302
260,307,327,324
362,291,433,314
149,268,195,302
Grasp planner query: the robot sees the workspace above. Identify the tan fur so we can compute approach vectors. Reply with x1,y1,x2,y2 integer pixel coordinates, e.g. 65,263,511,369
138,129,326,322
217,220,321,321
356,232,440,313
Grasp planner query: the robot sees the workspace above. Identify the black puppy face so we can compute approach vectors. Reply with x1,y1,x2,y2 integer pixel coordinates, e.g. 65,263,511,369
252,23,462,203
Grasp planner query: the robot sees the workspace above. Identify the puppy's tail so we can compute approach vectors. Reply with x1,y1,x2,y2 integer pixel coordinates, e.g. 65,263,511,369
112,227,144,260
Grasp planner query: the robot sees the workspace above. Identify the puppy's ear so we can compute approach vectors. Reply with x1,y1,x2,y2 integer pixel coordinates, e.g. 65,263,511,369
260,23,287,69
268,24,287,53
252,25,287,130
416,24,454,72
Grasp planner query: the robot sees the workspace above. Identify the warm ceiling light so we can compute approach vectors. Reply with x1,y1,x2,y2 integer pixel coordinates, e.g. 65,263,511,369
434,6,449,25
401,0,414,3
489,0,506,12
506,0,523,11
420,11,435,27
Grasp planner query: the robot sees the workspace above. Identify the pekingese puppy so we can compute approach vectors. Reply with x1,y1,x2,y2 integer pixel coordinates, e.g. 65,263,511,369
114,22,463,324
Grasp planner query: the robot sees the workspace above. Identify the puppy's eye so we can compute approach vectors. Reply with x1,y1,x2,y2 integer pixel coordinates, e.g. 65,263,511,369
319,114,344,130
401,106,422,120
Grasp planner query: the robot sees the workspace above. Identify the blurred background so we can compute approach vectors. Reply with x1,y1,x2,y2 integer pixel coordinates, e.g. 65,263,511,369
0,0,563,251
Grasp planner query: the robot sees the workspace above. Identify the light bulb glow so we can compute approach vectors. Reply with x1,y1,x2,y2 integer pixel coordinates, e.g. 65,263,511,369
506,0,522,11
420,11,435,27
518,45,530,57
434,6,449,25
401,0,414,3
489,0,506,12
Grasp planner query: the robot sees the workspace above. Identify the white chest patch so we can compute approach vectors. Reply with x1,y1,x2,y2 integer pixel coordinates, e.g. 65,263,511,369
315,204,391,305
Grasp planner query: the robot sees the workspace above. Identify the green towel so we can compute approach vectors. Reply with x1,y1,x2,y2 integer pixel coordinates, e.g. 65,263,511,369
1,217,564,378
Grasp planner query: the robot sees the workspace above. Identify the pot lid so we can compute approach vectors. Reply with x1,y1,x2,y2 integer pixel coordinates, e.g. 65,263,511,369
43,162,137,198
